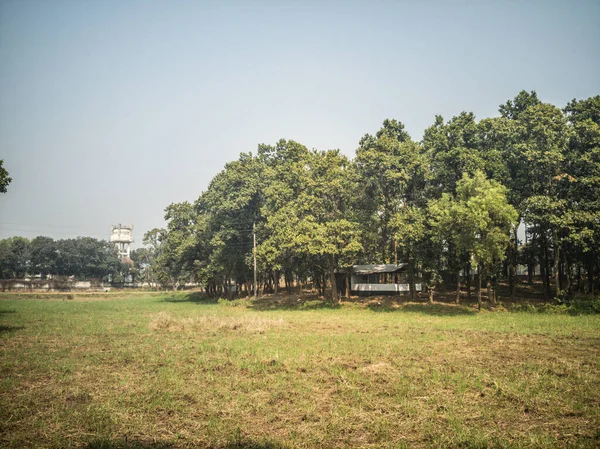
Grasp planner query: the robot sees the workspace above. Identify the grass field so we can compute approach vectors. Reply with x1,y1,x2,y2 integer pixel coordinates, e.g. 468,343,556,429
1,292,599,448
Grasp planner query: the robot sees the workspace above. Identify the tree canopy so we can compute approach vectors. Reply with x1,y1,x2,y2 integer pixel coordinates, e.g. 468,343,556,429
0,236,123,280
3,91,599,300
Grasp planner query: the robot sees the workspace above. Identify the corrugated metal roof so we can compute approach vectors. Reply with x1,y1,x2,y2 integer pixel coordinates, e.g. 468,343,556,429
352,264,407,275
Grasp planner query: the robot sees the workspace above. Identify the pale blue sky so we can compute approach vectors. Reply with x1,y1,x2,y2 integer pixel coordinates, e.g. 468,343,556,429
1,0,599,245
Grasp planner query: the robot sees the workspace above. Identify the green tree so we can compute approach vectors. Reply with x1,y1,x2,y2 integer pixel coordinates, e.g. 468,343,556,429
0,160,11,193
516,103,570,298
196,152,265,296
429,171,518,308
29,236,56,278
391,205,426,299
259,148,361,303
257,140,312,293
423,112,486,297
424,112,485,197
499,90,541,120
0,237,30,278
355,119,426,267
130,247,155,285
561,96,600,294
293,150,362,303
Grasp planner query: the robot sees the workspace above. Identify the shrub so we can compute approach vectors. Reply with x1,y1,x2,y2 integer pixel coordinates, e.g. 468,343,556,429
217,298,244,307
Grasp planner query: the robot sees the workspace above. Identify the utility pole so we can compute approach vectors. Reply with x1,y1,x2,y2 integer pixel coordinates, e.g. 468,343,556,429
253,221,257,300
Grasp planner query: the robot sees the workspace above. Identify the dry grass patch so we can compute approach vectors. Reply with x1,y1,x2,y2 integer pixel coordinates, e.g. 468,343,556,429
149,311,286,334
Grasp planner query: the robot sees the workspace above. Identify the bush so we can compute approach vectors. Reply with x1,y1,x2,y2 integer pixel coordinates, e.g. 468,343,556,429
566,297,600,315
509,297,600,315
217,297,244,307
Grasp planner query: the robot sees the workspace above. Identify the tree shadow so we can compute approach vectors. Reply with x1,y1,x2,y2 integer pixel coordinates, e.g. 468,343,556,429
0,324,25,333
86,437,285,449
367,301,477,316
247,294,340,311
85,438,172,449
0,309,17,315
158,292,217,304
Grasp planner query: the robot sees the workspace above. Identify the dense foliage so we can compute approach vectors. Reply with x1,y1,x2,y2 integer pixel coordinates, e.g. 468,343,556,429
2,92,598,298
141,91,599,301
0,236,124,281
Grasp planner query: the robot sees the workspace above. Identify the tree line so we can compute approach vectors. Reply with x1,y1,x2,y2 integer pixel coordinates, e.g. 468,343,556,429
2,91,598,302
142,91,599,304
0,236,129,281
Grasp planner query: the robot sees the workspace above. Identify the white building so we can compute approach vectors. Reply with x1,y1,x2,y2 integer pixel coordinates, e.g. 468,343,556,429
339,264,422,295
110,224,133,259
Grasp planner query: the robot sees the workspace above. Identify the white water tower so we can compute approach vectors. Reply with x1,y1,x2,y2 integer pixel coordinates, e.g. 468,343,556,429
110,224,133,259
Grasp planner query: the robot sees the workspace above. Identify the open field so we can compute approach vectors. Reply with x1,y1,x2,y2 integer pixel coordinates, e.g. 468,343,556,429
1,292,599,448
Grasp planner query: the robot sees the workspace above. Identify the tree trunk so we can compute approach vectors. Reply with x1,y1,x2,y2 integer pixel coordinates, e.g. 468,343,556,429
346,271,351,299
540,235,549,300
510,225,518,301
478,264,482,311
429,287,434,304
554,233,560,298
487,273,496,306
528,232,535,285
465,263,472,300
588,255,596,296
592,259,596,296
330,264,338,304
409,251,415,300
562,251,571,299
456,269,461,304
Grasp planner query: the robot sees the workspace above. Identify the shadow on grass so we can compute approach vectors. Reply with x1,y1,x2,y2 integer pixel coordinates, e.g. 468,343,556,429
158,292,217,304
86,439,171,449
247,295,340,311
86,437,285,449
0,309,17,314
367,301,477,316
0,324,25,333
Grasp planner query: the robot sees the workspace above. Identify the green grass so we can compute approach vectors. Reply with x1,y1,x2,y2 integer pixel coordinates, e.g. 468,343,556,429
1,292,599,448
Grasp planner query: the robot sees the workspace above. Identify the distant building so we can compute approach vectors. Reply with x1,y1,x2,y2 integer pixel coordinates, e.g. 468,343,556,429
337,264,422,295
110,224,133,259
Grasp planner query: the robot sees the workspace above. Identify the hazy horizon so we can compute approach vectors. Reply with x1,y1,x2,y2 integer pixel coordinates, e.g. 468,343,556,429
1,0,599,246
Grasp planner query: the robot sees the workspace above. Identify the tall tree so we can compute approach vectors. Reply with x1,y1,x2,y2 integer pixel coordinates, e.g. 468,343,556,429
429,171,517,308
562,96,600,294
517,103,570,298
197,152,265,295
424,112,484,197
294,150,362,303
261,149,362,303
258,140,312,292
355,119,426,264
423,112,485,298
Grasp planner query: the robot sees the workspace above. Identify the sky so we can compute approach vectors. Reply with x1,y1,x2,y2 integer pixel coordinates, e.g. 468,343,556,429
1,0,599,246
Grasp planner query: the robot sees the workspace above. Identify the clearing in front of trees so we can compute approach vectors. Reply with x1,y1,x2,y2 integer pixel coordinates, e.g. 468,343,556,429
1,291,599,448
